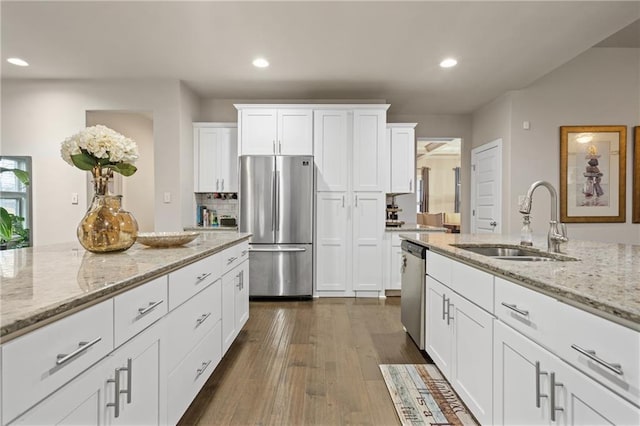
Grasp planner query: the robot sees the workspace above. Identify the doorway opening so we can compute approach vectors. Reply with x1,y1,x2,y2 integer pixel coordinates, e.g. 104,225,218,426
416,138,461,230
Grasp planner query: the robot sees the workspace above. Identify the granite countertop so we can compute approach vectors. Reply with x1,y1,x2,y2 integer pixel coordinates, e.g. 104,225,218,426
385,223,447,232
0,232,251,342
399,232,640,331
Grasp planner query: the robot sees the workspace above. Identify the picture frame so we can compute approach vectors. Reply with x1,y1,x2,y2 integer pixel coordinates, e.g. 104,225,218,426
560,125,626,223
634,126,640,223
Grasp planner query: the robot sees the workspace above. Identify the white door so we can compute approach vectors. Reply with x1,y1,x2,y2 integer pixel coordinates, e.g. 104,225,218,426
277,109,313,155
222,268,237,353
353,109,385,192
425,276,453,377
240,109,277,155
390,126,416,193
195,127,220,192
352,192,384,292
471,139,502,233
236,261,249,330
315,192,349,292
314,110,349,192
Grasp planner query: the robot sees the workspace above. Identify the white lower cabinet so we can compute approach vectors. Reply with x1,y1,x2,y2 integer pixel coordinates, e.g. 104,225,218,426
383,233,403,290
12,322,162,426
425,275,494,425
494,320,639,426
222,259,249,353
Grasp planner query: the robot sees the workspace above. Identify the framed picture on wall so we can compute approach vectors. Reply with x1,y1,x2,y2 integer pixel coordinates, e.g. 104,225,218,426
634,126,640,223
560,125,626,223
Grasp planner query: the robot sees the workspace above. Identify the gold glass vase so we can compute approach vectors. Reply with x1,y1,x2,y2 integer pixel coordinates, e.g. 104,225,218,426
77,195,138,253
77,166,138,253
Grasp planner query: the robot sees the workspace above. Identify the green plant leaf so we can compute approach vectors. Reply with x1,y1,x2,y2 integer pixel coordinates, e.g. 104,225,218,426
71,152,97,170
109,163,137,176
0,207,13,243
0,167,30,185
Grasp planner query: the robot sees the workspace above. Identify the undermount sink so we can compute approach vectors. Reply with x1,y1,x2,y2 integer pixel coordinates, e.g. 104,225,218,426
450,244,579,262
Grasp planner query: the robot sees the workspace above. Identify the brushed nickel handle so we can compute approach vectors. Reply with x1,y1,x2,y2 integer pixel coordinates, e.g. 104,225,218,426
550,372,564,421
196,272,212,282
227,256,238,265
56,336,102,365
355,194,358,207
196,312,211,327
273,140,276,154
236,272,242,289
196,360,212,378
409,179,412,192
216,179,219,191
442,294,447,321
107,367,122,417
241,249,248,257
501,302,529,317
138,300,163,316
446,301,454,325
342,195,345,208
278,141,282,154
535,361,548,408
221,178,224,191
570,344,623,375
240,270,244,290
120,358,132,404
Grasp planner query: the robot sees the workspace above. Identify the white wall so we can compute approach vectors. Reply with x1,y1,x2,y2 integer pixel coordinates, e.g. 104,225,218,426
1,79,192,245
179,82,200,229
472,47,640,244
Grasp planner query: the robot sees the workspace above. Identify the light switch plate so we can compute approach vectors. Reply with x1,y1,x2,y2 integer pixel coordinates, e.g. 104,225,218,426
163,192,171,203
71,192,78,204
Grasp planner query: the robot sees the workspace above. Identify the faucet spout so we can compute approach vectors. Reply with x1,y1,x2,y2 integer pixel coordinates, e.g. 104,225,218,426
519,180,568,252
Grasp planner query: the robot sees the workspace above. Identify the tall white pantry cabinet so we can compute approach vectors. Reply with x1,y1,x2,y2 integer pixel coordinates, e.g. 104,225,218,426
314,106,389,297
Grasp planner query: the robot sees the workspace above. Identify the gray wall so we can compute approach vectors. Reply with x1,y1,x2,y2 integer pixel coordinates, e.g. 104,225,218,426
472,47,640,244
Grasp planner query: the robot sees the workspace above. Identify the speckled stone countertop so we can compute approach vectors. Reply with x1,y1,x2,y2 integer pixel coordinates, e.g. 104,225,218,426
399,233,640,331
385,223,447,232
0,232,251,342
185,226,238,231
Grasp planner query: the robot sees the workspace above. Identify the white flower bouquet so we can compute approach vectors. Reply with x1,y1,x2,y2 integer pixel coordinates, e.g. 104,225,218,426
61,124,139,176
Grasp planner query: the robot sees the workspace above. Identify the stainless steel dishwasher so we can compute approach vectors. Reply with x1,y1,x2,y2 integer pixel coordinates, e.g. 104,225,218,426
400,239,427,350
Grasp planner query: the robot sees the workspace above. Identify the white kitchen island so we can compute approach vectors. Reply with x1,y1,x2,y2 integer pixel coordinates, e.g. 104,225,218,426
0,231,250,425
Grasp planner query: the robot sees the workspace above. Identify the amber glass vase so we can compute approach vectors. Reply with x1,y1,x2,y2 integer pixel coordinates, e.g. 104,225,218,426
77,194,138,253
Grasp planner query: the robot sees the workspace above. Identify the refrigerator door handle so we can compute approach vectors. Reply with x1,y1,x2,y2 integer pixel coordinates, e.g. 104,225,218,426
275,170,280,231
249,247,307,253
272,169,276,231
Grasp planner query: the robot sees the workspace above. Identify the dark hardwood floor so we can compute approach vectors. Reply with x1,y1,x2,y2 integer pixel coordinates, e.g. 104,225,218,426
178,297,429,425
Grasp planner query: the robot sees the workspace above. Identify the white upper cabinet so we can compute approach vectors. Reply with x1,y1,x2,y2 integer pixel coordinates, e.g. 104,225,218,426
314,110,349,192
388,123,417,193
353,109,386,192
237,107,312,155
193,123,238,193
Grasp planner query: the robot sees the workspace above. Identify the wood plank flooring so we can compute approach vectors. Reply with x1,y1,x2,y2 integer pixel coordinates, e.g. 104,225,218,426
178,297,429,425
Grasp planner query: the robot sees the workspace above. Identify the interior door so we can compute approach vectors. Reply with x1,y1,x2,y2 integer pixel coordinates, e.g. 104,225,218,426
239,156,275,244
471,139,502,233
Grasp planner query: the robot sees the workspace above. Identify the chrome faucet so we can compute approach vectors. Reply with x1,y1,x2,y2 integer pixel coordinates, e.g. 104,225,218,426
519,180,568,252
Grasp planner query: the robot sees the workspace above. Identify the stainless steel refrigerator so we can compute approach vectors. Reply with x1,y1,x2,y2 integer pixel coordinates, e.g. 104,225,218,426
239,155,313,297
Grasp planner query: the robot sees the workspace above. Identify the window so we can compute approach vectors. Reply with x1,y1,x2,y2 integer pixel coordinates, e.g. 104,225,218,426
1,156,32,246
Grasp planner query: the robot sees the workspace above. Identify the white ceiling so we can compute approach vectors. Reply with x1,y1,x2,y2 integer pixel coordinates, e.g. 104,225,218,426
2,1,639,115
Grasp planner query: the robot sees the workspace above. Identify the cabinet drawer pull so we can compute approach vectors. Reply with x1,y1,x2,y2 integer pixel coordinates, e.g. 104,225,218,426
570,344,623,375
56,336,102,365
196,360,212,378
107,367,122,417
227,256,237,265
241,249,248,257
535,361,548,408
501,302,529,317
550,372,564,421
216,179,219,191
138,300,164,316
121,358,132,404
221,178,224,191
196,312,211,327
442,294,447,321
446,302,454,325
196,272,212,282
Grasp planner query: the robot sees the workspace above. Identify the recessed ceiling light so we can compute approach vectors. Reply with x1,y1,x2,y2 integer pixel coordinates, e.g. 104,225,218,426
7,57,29,67
440,58,457,68
252,58,269,68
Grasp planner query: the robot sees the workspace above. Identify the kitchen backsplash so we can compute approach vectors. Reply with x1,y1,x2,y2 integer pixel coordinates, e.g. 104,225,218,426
195,193,238,219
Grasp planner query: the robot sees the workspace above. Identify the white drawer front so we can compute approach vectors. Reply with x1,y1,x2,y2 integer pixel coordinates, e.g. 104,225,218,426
166,279,222,372
221,242,246,276
167,320,222,425
450,258,494,313
114,275,168,347
427,250,452,286
494,277,555,348
551,301,640,405
1,300,114,424
168,252,221,310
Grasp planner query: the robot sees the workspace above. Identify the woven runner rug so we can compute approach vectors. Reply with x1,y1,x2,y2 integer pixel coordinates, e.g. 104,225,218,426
379,364,478,426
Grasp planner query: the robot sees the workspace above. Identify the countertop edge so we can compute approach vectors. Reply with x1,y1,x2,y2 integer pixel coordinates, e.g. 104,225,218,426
0,234,251,343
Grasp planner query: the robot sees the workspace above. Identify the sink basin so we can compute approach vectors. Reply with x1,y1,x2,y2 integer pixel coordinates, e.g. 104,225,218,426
450,244,578,262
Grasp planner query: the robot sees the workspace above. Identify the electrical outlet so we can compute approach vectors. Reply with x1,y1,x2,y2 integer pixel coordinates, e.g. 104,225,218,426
163,192,171,203
71,192,78,205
